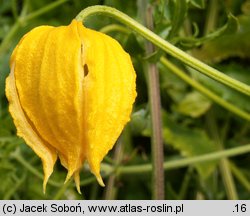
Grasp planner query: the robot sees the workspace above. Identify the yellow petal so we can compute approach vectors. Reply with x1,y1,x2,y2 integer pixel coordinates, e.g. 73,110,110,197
5,67,57,193
6,20,137,192
76,21,137,183
73,170,81,194
12,21,86,180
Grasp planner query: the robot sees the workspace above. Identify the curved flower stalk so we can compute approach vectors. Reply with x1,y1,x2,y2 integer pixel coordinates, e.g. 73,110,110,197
76,6,250,96
5,20,137,193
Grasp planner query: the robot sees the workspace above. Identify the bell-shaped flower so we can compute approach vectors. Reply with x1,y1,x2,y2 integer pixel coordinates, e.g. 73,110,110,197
5,20,137,193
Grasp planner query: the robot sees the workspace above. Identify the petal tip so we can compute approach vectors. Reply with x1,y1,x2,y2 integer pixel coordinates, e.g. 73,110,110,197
74,171,82,194
96,175,105,187
43,179,48,194
64,171,73,184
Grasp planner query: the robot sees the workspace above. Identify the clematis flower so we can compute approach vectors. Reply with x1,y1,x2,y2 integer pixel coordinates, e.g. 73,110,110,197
5,20,136,193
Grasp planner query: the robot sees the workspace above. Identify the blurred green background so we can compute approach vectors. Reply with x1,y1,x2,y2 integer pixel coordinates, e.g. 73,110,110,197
0,0,250,199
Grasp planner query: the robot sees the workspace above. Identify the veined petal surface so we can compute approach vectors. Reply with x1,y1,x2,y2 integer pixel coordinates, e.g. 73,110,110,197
6,20,136,192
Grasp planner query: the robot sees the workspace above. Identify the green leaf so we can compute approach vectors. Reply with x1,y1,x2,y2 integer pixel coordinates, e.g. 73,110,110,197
124,33,144,56
162,111,218,179
143,49,163,63
189,0,206,9
175,13,238,48
130,108,149,135
176,91,211,118
192,14,250,62
224,13,239,34
188,63,250,112
159,62,189,103
153,0,169,25
168,0,188,39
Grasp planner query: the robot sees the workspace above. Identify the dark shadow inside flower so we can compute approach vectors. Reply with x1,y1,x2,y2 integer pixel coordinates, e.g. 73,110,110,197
84,64,89,77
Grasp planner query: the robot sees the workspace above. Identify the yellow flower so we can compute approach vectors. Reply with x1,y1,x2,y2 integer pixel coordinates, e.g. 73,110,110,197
5,20,136,193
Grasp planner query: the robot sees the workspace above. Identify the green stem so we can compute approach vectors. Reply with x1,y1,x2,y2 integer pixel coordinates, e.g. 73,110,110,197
100,24,130,34
230,162,250,191
0,136,20,143
178,167,193,199
104,138,124,200
160,57,250,121
3,173,26,199
0,0,68,55
14,143,249,190
11,149,62,187
0,22,20,55
116,144,250,175
204,0,218,35
23,0,69,22
219,159,238,199
206,111,238,200
76,5,250,96
52,180,72,200
11,0,19,20
7,0,30,45
98,25,249,121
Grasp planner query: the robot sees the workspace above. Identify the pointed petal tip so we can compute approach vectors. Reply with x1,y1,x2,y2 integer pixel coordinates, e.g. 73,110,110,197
77,187,82,194
96,175,105,187
43,177,49,194
74,171,82,194
64,170,83,194
43,185,46,194
64,171,73,185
